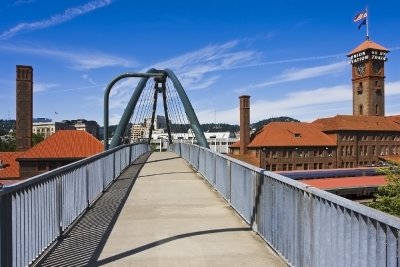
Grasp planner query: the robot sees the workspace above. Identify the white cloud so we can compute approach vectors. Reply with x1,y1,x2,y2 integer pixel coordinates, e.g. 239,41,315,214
104,40,354,125
237,61,348,91
1,0,114,39
0,44,134,70
197,84,351,124
386,81,400,96
106,40,261,112
198,80,400,124
33,82,59,92
81,74,97,85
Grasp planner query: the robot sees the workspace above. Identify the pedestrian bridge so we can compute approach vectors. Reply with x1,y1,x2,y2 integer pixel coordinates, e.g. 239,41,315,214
1,143,400,267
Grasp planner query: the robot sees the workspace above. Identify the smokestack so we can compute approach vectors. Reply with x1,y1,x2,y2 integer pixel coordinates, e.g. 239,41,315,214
239,95,250,155
16,65,33,151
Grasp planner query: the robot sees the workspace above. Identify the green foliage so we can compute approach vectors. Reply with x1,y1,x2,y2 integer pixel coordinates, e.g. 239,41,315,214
0,132,16,151
201,123,239,133
32,133,44,146
370,163,400,217
0,133,44,152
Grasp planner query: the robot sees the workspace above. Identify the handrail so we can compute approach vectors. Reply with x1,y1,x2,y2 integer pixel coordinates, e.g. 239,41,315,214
0,142,150,267
170,142,400,267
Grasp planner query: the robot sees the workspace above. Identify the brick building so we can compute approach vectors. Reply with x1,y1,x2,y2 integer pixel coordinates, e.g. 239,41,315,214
16,130,103,178
230,39,400,171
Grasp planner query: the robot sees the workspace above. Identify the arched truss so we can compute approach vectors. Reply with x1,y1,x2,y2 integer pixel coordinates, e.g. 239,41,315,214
104,68,209,150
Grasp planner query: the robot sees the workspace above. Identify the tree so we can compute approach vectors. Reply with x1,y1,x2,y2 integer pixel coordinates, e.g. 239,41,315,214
0,133,44,152
32,133,44,146
369,162,400,217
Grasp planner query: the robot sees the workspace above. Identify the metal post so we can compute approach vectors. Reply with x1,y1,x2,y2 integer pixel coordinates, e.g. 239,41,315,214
164,69,209,149
56,178,63,239
162,89,173,144
148,89,158,145
0,193,13,266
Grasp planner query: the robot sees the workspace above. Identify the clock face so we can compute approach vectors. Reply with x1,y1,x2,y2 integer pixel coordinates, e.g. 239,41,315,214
356,63,366,76
372,61,383,74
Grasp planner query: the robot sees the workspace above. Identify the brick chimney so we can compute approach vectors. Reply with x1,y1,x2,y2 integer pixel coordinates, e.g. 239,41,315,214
16,65,33,151
239,95,250,155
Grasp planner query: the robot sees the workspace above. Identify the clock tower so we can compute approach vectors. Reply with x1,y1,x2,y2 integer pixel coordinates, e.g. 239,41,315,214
348,39,389,116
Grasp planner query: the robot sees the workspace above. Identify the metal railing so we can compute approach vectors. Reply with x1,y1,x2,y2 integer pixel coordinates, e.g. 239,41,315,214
0,143,150,267
170,143,400,267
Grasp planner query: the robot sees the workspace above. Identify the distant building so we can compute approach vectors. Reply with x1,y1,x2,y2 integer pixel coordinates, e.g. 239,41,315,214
33,121,75,139
130,115,166,142
33,118,52,123
66,119,100,139
32,119,100,139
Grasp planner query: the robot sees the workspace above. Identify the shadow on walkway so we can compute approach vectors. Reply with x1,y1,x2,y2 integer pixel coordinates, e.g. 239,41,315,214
34,152,152,267
96,227,251,266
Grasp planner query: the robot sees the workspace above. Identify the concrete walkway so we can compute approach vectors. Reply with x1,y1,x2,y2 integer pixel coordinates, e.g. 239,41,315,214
97,152,286,267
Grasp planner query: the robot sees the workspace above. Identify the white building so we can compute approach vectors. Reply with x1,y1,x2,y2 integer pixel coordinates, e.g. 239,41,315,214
32,122,75,139
150,130,238,154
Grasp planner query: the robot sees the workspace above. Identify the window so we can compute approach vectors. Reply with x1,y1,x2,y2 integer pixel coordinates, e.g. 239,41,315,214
282,164,287,171
37,162,47,171
319,163,323,169
271,164,277,171
359,104,363,115
376,104,379,115
372,145,376,156
357,82,363,95
288,164,293,171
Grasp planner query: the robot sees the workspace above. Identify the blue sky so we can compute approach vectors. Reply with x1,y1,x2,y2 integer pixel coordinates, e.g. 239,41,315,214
1,0,400,126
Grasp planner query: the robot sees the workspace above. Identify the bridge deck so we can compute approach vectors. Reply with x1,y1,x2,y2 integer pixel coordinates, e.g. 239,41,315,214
37,152,286,266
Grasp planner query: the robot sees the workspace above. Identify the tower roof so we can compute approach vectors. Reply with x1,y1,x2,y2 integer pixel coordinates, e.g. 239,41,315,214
347,39,389,56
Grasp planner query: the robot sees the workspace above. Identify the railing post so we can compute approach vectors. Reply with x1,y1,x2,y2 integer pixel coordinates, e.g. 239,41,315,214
86,164,90,207
113,152,116,181
251,171,263,232
228,160,232,203
0,193,13,267
56,177,63,239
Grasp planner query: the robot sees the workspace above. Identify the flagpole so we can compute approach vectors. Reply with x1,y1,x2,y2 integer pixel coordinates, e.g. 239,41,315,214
366,6,369,39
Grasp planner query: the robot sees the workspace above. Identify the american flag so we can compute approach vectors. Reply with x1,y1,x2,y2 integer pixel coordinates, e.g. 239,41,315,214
353,10,367,23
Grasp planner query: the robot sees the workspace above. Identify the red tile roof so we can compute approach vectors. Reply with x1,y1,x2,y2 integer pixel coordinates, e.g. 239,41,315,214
0,152,23,179
301,176,387,190
247,122,336,148
313,115,400,132
230,140,240,148
18,130,103,160
348,39,389,55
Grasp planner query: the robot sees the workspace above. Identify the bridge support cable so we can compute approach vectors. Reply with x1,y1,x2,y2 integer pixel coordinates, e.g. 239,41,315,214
162,86,173,144
164,69,209,148
165,79,190,137
104,68,209,150
147,85,159,145
104,69,161,150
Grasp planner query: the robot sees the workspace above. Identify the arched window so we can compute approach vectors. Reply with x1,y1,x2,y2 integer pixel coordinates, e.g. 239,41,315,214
359,104,363,115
